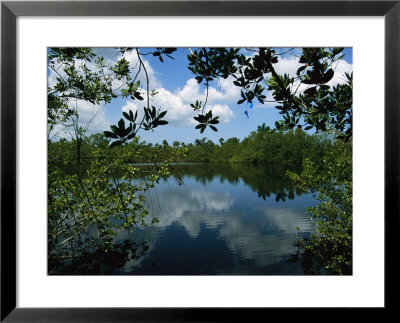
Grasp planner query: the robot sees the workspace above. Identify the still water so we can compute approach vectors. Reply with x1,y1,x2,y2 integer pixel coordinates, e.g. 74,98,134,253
107,163,318,275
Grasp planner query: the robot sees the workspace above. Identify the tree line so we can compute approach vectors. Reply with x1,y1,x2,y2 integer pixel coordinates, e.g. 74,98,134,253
49,124,332,166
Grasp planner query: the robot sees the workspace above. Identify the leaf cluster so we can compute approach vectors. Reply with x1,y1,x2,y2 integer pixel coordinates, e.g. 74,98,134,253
187,48,239,84
186,47,352,140
121,80,143,100
104,106,168,148
194,110,219,133
151,47,177,63
287,139,352,274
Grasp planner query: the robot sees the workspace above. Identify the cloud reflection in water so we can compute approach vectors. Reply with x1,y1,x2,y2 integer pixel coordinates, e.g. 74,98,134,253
115,177,314,274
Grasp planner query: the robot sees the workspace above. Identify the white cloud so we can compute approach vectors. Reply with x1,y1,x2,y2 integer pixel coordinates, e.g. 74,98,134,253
274,56,303,76
176,78,201,103
121,89,194,127
165,78,236,125
177,77,240,105
122,100,139,114
206,104,235,123
152,88,190,123
121,79,236,128
218,76,242,101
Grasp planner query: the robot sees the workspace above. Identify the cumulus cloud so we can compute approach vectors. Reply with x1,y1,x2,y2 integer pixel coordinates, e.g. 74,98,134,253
121,78,236,127
176,77,239,104
218,76,242,100
274,56,303,77
122,100,139,114
206,104,235,124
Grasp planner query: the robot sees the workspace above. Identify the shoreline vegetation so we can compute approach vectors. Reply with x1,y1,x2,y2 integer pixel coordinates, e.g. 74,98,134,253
49,125,330,166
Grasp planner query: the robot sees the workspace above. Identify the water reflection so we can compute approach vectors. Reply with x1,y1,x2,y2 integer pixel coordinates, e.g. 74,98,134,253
167,162,303,202
110,163,317,275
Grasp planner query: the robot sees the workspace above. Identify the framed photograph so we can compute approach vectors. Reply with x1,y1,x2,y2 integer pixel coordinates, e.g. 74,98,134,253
1,0,397,321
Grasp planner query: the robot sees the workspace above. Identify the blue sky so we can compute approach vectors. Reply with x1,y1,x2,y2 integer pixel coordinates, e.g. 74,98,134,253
49,47,353,145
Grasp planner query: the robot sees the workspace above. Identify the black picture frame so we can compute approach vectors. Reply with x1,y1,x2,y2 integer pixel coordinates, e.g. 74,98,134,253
1,0,398,321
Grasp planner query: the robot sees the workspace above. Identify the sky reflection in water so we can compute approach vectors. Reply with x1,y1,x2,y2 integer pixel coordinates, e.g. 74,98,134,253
112,163,318,275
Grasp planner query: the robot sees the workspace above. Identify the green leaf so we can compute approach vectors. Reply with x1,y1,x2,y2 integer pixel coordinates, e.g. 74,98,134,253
209,118,219,125
320,69,334,83
144,107,150,120
194,115,205,123
297,65,307,75
103,131,119,139
320,85,330,91
158,111,167,119
110,125,119,135
304,87,317,96
118,118,125,129
123,111,132,121
332,47,344,57
126,132,136,140
131,81,140,93
133,92,144,100
125,123,133,136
